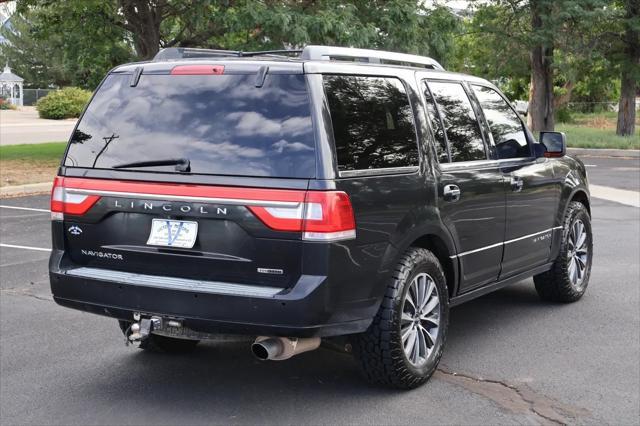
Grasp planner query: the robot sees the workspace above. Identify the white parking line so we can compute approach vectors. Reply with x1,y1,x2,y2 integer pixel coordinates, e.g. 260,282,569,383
0,205,50,213
0,243,51,252
590,185,640,208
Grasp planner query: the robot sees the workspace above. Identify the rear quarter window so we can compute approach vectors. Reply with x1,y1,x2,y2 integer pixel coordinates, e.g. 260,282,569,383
64,73,316,178
323,75,418,172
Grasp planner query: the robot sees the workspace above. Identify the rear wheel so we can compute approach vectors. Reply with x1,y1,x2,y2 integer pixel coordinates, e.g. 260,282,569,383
534,201,593,302
118,320,199,353
352,247,449,389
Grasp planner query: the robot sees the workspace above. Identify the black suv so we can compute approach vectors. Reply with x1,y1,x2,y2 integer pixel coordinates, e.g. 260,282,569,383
49,45,592,388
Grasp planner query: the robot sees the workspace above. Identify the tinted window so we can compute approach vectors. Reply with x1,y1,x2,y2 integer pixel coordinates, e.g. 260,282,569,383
423,83,448,163
64,73,315,178
428,81,486,162
473,85,530,159
324,75,418,171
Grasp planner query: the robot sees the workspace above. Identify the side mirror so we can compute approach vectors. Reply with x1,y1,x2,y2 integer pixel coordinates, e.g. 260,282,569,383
539,131,566,158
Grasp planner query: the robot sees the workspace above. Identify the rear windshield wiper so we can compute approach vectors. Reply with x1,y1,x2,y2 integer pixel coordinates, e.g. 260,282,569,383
112,158,191,172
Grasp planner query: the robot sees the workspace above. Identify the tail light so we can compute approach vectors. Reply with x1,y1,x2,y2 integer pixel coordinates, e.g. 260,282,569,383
50,177,100,220
170,65,225,75
249,191,356,241
49,177,356,241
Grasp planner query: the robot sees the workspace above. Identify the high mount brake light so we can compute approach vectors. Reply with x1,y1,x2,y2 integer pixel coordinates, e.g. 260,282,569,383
170,65,225,75
248,191,356,241
50,177,100,220
48,177,356,241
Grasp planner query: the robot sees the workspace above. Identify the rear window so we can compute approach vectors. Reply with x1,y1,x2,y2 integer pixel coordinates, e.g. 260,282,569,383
323,75,418,172
64,73,316,178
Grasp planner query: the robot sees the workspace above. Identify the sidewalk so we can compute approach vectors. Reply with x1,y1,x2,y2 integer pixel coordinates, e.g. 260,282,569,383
0,106,77,145
568,147,640,158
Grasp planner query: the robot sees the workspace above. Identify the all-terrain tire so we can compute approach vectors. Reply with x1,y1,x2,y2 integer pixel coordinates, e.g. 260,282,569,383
351,247,449,389
118,320,199,353
534,201,593,302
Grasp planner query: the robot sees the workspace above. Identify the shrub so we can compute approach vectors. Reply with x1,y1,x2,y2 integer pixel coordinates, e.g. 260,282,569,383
555,107,574,124
0,96,16,110
36,87,92,119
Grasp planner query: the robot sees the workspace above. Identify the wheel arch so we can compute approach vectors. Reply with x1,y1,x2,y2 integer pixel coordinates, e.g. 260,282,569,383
408,234,458,299
569,189,591,217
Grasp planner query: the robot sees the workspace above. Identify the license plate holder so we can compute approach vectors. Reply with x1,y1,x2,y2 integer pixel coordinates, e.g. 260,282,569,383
146,219,198,249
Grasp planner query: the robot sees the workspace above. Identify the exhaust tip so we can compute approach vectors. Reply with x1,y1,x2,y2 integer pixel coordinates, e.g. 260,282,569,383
251,342,271,360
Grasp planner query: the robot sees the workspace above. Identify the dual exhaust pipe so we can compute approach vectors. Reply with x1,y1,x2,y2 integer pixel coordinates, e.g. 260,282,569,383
251,336,321,361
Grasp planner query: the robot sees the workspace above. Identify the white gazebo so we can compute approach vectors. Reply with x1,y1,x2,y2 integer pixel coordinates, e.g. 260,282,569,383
0,64,23,106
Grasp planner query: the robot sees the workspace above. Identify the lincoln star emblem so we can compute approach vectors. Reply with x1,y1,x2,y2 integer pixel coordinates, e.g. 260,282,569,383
68,225,83,235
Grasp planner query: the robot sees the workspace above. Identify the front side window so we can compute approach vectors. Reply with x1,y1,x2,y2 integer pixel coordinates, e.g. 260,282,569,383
473,85,530,159
428,81,486,163
323,75,418,172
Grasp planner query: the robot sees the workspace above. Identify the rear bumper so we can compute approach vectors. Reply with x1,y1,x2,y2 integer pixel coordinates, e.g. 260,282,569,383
49,251,376,338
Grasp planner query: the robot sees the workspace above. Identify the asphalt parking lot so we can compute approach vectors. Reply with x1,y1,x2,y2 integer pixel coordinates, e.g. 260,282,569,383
0,155,638,425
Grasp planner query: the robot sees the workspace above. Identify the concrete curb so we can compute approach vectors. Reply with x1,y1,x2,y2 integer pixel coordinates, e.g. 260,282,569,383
0,182,51,198
568,147,640,158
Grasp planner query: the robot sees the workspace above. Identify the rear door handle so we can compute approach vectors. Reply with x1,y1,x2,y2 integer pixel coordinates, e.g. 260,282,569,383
511,176,524,192
443,184,461,202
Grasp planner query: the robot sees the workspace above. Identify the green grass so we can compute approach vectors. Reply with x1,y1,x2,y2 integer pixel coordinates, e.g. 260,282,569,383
0,142,67,161
558,124,639,150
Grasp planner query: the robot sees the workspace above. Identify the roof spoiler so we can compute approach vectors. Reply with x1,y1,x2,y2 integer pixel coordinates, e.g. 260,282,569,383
153,47,302,61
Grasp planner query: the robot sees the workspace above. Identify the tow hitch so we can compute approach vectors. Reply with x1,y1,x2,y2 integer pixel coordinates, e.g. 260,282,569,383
125,313,213,346
125,313,179,346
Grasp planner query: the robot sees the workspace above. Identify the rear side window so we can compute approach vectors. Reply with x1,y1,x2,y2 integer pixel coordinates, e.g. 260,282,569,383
323,75,418,172
427,81,486,163
472,85,530,159
64,73,316,178
422,82,448,163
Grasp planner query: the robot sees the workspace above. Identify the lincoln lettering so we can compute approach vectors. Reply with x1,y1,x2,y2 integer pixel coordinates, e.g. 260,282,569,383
112,200,227,215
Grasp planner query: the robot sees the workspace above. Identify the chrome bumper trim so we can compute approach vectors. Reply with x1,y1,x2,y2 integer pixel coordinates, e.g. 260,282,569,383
65,267,284,298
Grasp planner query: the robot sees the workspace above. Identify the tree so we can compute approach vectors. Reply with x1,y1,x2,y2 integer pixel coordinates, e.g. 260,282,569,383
528,0,555,131
615,0,639,136
0,10,69,88
466,0,612,132
13,0,461,89
9,1,132,88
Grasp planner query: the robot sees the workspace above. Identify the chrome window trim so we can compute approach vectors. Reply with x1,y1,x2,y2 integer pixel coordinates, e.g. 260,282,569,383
338,166,419,178
64,188,300,208
440,159,500,172
66,267,284,298
449,227,562,259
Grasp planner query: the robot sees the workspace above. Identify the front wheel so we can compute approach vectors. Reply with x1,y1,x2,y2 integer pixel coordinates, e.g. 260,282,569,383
352,247,449,389
534,201,593,302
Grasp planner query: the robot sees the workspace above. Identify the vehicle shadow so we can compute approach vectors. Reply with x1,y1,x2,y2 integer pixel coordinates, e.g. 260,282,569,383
78,280,551,422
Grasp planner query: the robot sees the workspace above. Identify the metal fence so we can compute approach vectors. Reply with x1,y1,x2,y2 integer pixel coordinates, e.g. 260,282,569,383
22,89,53,106
564,102,620,114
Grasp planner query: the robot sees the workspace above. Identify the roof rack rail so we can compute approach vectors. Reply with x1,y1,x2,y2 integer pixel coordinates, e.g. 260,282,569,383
241,49,303,57
153,46,445,70
300,45,444,70
153,47,303,61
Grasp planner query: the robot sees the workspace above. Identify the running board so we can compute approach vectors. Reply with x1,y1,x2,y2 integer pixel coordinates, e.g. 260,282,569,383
65,267,284,298
449,263,553,307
